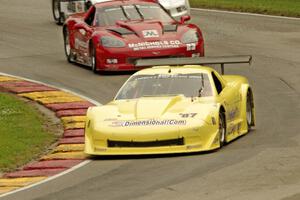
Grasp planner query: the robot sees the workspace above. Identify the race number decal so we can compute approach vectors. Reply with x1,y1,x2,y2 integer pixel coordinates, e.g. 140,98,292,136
186,43,196,51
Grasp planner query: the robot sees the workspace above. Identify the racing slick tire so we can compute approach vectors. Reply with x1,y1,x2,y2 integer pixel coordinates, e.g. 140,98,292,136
52,0,63,25
219,112,226,148
91,45,99,74
63,27,72,63
246,90,254,131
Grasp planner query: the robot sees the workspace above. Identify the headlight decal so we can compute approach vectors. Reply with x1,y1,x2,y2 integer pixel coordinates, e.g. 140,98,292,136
181,30,199,44
101,36,126,48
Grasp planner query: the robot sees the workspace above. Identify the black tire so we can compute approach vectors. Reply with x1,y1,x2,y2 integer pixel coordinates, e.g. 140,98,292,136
86,1,93,10
63,27,72,63
91,45,98,74
246,90,254,131
219,112,226,148
52,0,63,25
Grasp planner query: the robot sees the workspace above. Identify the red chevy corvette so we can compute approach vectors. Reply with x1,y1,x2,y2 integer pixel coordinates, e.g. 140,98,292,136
63,0,204,73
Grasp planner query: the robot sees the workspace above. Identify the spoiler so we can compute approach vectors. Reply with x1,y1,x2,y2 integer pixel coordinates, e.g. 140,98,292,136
135,55,252,74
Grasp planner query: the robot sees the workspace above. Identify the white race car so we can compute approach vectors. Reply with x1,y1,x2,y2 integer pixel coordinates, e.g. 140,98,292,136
52,0,190,25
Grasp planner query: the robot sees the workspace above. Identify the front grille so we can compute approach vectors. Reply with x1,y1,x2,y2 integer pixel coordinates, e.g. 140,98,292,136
107,138,184,148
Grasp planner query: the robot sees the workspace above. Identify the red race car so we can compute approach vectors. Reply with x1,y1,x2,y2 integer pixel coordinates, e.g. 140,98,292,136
63,0,204,73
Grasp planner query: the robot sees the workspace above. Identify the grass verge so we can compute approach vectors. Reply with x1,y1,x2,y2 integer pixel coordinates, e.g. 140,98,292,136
0,93,59,173
190,0,300,18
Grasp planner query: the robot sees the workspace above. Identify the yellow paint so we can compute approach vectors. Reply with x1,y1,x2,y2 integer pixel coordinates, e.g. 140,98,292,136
54,144,84,153
61,116,86,125
0,76,19,82
85,65,254,155
19,91,74,99
42,152,87,160
0,177,46,187
35,96,84,104
0,187,19,194
64,122,85,130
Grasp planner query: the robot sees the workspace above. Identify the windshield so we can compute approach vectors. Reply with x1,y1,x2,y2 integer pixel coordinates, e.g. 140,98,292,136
96,4,173,26
115,73,213,100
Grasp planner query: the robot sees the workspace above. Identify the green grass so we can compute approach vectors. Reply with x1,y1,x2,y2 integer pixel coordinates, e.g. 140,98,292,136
190,0,300,17
0,93,58,172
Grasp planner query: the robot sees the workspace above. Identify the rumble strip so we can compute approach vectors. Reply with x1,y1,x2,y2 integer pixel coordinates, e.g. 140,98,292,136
0,75,94,195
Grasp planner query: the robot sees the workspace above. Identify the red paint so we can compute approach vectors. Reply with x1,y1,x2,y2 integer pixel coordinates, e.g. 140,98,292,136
59,137,85,144
4,168,65,178
56,109,87,117
0,81,39,87
6,86,57,93
23,160,83,170
64,129,85,137
45,102,94,111
64,0,205,72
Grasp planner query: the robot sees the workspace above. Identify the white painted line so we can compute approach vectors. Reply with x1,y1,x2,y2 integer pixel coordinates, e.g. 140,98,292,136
191,8,300,21
0,160,91,198
0,72,102,198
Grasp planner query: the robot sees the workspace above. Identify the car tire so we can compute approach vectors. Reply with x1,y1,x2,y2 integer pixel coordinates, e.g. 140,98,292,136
52,0,63,25
246,90,254,131
219,112,226,148
91,45,98,74
63,27,72,63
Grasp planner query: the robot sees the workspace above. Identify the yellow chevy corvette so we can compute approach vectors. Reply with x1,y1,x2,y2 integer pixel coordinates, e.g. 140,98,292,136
85,56,255,155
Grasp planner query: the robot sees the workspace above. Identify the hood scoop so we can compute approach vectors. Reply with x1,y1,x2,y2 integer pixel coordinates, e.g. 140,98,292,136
134,96,183,119
163,24,178,32
107,27,134,35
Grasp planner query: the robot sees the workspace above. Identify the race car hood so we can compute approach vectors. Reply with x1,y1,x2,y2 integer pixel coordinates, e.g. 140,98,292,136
87,96,218,132
101,20,184,40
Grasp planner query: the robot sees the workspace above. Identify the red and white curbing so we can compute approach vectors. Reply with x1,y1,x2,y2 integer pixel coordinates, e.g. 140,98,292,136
0,74,99,196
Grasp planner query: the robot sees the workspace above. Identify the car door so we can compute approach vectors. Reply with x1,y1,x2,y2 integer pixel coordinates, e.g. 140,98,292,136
73,6,95,64
212,72,240,123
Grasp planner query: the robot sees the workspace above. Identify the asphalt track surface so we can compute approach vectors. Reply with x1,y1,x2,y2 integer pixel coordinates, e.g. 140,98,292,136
0,1,300,199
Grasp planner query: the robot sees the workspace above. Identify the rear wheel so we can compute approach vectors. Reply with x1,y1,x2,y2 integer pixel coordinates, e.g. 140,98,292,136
52,0,63,25
219,112,226,148
246,90,254,131
63,28,72,63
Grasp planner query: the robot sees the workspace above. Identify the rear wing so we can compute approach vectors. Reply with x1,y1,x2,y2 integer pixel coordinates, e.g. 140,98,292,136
135,55,252,74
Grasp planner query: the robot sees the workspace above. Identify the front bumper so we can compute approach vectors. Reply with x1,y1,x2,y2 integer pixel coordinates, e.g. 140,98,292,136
84,125,220,156
95,41,204,71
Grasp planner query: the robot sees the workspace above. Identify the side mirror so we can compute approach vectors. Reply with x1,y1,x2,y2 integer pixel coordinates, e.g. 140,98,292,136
180,15,191,24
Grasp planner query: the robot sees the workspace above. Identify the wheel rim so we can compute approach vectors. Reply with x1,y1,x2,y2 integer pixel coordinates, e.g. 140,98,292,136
53,0,60,20
91,51,96,71
65,31,71,57
246,96,252,126
219,115,225,145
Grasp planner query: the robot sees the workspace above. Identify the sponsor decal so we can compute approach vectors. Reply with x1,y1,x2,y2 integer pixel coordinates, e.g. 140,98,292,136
228,107,239,121
110,119,187,127
128,40,181,51
142,30,159,38
75,38,88,49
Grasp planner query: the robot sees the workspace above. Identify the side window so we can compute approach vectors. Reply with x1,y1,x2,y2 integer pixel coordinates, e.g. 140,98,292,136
85,6,96,26
212,72,223,94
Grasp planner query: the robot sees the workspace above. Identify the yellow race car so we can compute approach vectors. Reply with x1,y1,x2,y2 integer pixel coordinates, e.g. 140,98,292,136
85,56,255,155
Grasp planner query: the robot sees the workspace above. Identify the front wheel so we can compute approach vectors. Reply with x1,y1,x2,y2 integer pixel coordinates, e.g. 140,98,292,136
246,90,254,131
219,112,226,148
52,0,63,25
91,45,98,74
63,28,72,63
